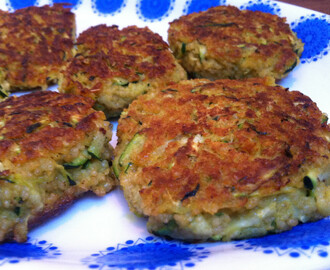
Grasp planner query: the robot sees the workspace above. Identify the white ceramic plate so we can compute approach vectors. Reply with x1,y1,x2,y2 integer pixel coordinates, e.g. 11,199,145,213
0,0,329,269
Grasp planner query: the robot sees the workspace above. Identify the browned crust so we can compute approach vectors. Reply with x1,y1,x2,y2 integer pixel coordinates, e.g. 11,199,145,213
0,4,75,90
0,91,104,163
117,78,329,216
60,24,183,99
168,5,303,79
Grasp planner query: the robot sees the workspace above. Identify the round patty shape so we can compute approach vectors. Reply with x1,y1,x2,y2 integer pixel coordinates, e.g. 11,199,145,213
59,24,187,118
168,5,303,80
114,77,329,241
0,91,115,242
0,4,75,92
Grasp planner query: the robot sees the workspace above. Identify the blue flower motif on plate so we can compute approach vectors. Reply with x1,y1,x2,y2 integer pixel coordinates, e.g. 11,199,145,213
6,0,37,10
136,0,175,22
183,0,226,15
52,0,82,9
0,238,61,266
291,14,330,64
82,236,210,269
92,0,127,16
235,218,330,258
240,0,281,15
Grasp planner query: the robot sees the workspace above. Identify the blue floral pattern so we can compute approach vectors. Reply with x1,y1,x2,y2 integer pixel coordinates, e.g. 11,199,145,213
240,0,281,15
235,218,330,258
0,238,61,266
6,0,37,10
82,236,210,269
183,0,226,14
136,0,175,22
291,14,330,63
92,0,127,16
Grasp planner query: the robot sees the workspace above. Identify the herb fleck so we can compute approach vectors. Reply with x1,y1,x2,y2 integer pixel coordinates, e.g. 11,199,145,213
181,184,200,202
26,123,41,133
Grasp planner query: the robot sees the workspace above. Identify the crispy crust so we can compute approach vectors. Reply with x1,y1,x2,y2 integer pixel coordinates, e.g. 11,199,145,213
59,24,187,117
168,5,303,80
115,77,329,217
0,4,75,91
0,91,101,164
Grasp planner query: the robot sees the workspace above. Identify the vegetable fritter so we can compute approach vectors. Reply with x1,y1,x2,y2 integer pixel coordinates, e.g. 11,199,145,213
114,77,329,241
0,4,75,92
0,91,115,242
168,5,303,80
59,24,187,117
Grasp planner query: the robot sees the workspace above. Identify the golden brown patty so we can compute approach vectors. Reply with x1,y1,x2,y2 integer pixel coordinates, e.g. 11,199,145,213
58,24,187,117
113,77,329,241
168,5,303,80
0,4,75,93
0,91,115,242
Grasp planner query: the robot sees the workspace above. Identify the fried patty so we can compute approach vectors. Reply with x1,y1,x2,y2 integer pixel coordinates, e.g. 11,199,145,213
58,24,187,117
113,77,329,241
0,91,115,242
168,5,303,80
0,4,75,93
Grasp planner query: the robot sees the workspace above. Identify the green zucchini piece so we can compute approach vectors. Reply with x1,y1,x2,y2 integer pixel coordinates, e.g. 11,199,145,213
26,123,41,134
0,177,14,184
124,162,133,173
136,72,145,81
119,133,144,167
113,77,129,87
0,89,8,98
93,103,106,112
63,151,90,169
88,132,105,160
303,176,317,190
199,45,207,62
284,60,297,74
67,175,76,186
321,114,328,125
115,133,145,176
14,206,20,216
161,88,178,93
303,175,318,197
210,234,222,241
154,219,178,236
112,162,120,178
215,211,224,217
82,160,91,169
181,42,186,54
181,184,200,202
191,86,203,93
237,122,244,129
